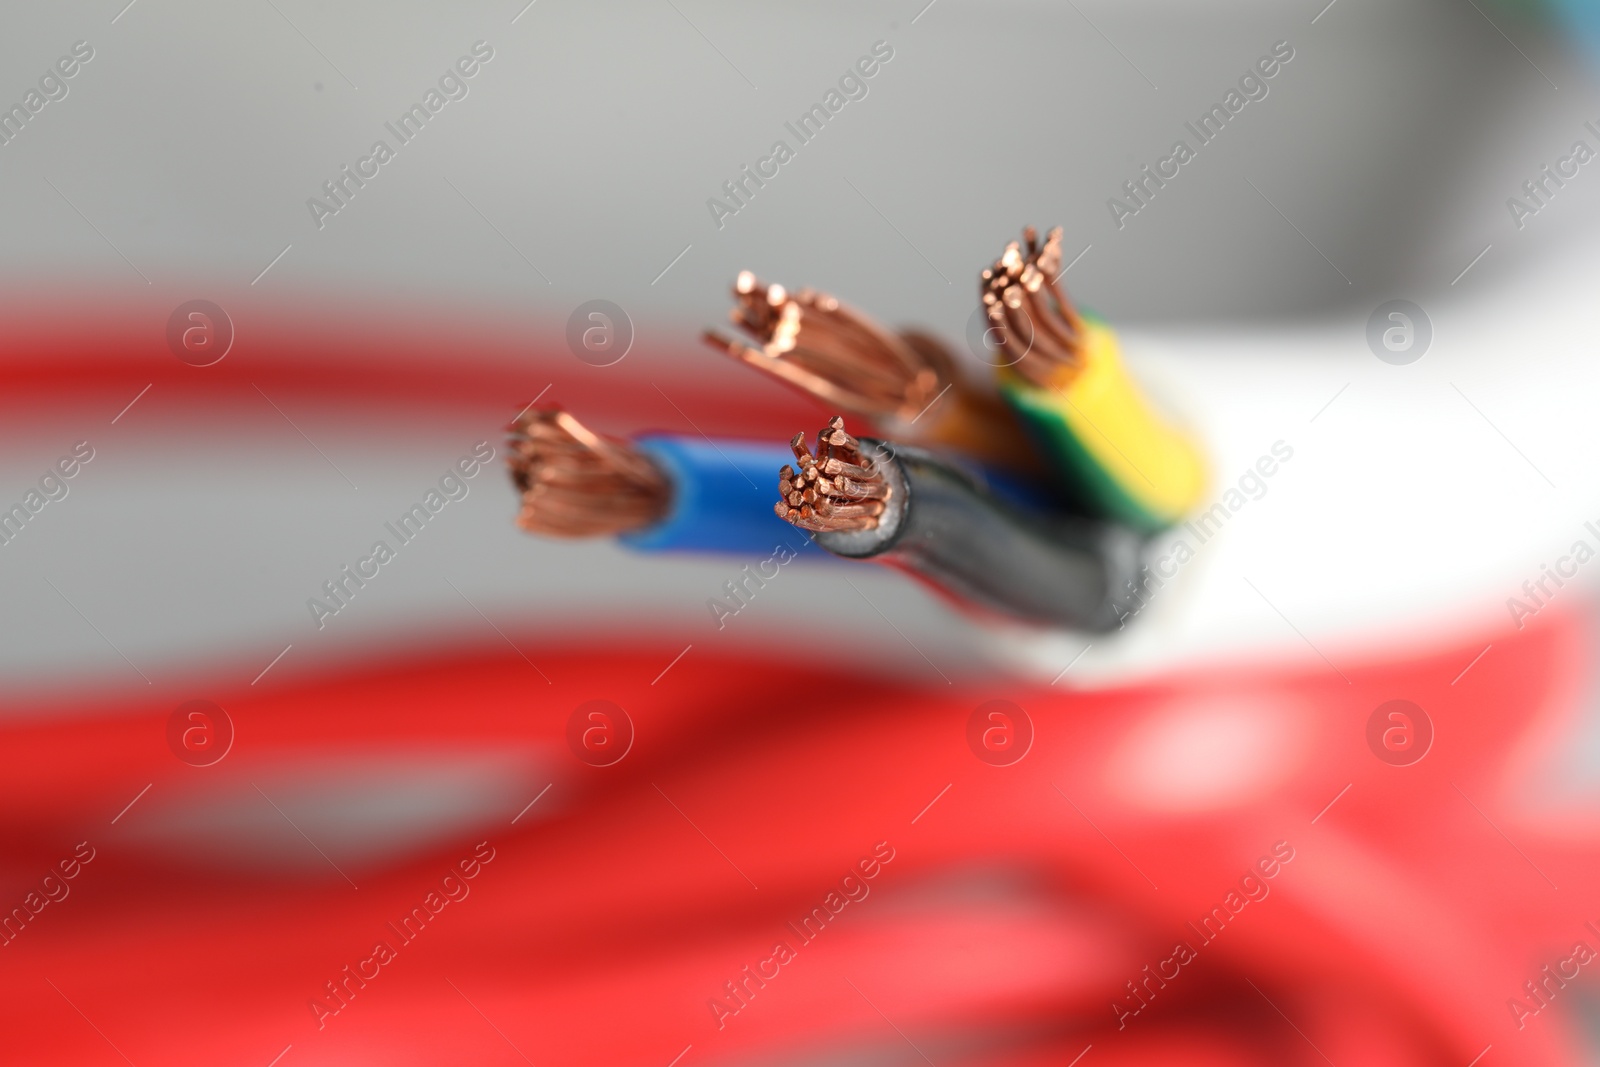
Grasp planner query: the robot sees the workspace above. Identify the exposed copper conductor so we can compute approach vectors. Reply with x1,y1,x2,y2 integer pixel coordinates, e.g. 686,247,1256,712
776,416,889,534
506,407,670,538
703,272,946,422
980,226,1087,388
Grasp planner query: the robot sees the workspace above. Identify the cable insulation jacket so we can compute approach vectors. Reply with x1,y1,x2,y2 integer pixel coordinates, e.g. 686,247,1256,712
815,440,1143,630
621,435,817,555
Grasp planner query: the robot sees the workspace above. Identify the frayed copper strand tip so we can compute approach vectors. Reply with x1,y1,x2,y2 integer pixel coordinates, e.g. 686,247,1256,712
979,225,1087,388
775,415,888,534
703,272,944,422
506,406,669,538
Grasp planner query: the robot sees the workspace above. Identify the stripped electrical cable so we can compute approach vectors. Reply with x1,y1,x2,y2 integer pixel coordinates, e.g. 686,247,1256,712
509,227,1206,628
508,405,813,555
778,416,1141,631
507,408,669,538
704,271,1039,471
984,226,1207,532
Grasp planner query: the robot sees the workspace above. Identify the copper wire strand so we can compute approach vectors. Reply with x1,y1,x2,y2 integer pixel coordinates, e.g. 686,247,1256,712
986,231,1080,366
704,273,942,422
506,406,670,538
986,229,1080,374
775,415,889,534
980,226,1090,388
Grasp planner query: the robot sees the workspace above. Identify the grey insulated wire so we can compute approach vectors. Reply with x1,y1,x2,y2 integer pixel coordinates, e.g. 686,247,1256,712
813,440,1143,632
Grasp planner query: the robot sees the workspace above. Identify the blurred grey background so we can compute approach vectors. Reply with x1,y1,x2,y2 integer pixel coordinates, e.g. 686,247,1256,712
1,0,1591,329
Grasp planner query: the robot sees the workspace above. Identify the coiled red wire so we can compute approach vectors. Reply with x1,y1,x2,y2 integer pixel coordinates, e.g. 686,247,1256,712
0,605,1592,1066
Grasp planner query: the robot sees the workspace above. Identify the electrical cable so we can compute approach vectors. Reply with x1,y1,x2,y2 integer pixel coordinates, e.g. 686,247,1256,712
778,416,1142,631
506,407,669,538
623,434,817,555
982,227,1208,532
507,405,1057,558
703,270,1041,473
508,405,815,555
514,229,1208,622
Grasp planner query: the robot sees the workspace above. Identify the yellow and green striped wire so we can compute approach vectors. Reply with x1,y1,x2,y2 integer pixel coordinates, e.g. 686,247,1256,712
997,313,1206,533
